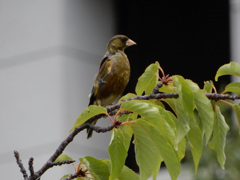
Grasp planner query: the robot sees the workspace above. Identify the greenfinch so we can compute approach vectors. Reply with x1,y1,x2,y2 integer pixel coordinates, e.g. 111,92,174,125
87,35,136,138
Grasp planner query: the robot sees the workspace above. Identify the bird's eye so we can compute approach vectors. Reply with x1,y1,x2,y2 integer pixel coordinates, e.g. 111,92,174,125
120,37,127,42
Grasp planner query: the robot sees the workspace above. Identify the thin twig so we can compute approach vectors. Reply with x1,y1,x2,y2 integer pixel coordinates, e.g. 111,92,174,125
28,157,35,177
14,151,28,179
205,93,240,100
33,122,121,179
153,82,164,94
48,160,75,167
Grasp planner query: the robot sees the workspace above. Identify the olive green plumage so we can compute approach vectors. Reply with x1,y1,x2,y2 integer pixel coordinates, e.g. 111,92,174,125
87,35,136,138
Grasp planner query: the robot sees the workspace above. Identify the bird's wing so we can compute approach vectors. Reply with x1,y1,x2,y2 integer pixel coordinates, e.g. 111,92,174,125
89,56,113,105
99,56,108,70
97,56,112,81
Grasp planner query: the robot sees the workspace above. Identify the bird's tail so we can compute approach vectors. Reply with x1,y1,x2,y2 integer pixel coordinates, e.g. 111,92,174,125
87,88,95,138
86,120,97,139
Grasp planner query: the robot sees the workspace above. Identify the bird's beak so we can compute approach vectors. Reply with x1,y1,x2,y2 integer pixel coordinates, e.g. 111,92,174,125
126,38,137,47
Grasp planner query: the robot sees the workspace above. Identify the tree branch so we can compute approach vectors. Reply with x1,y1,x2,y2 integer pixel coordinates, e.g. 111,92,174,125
14,80,240,179
16,122,121,180
14,151,28,180
48,160,76,167
28,158,34,177
206,93,240,100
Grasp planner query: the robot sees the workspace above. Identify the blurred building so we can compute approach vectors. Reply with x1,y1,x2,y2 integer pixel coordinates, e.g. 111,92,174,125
231,0,240,82
0,1,114,179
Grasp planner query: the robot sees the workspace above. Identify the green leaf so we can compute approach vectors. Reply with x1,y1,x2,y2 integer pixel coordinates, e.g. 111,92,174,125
117,111,137,123
215,61,240,81
203,81,214,93
186,79,214,144
118,165,140,180
108,129,130,180
131,120,180,180
120,100,161,123
164,98,189,145
121,100,181,179
225,82,240,95
208,106,229,169
175,102,190,143
173,75,194,119
103,159,140,180
60,174,70,180
101,159,111,172
130,120,161,180
193,88,214,144
150,98,165,108
187,113,203,174
121,100,177,149
176,137,186,162
159,82,175,93
79,156,110,180
55,154,72,162
135,61,160,95
163,109,178,133
70,105,107,131
152,162,161,180
158,108,178,150
120,126,133,150
116,113,134,148
172,76,195,143
233,104,240,132
118,93,137,103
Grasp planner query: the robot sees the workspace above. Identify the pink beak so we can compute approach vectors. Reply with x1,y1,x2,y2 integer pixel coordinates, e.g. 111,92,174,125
126,38,137,47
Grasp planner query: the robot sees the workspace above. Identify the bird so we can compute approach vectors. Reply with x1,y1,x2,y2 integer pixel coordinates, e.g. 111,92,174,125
86,35,136,138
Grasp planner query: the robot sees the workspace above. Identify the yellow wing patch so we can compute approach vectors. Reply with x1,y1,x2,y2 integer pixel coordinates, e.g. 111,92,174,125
93,83,98,96
98,59,112,80
107,61,112,74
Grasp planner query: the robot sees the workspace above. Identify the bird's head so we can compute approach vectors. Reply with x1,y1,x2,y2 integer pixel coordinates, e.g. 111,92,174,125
107,35,136,54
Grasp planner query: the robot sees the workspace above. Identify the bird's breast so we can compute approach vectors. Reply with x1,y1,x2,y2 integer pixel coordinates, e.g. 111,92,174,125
96,52,130,106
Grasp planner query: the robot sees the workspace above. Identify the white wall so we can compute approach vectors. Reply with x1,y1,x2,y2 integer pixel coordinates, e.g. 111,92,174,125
230,0,240,63
231,0,240,86
0,0,115,179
